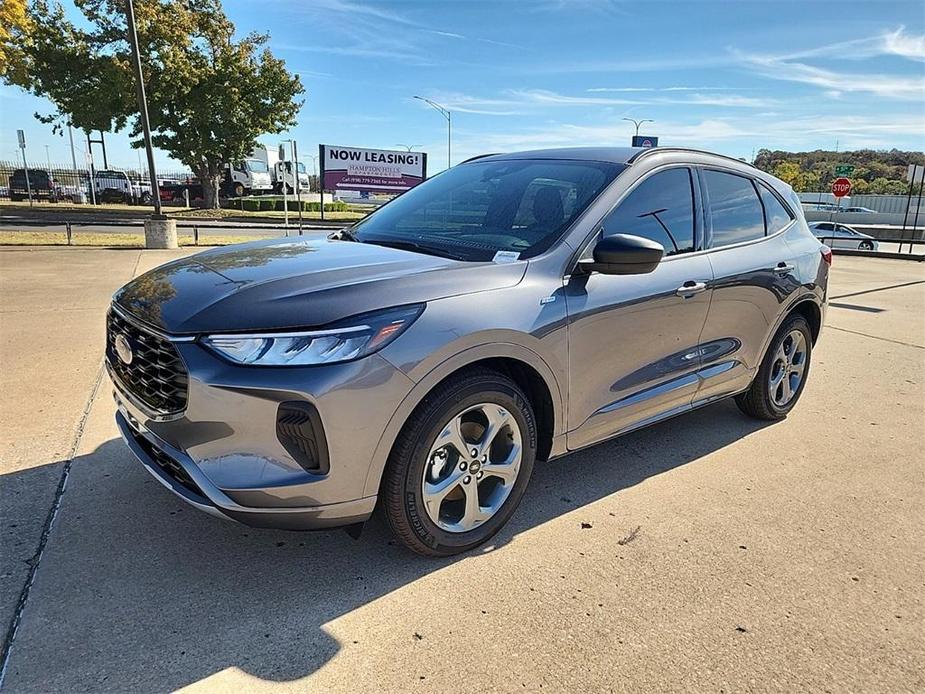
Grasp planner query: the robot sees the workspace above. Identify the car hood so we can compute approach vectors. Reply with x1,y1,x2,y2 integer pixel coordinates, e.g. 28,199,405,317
113,236,526,334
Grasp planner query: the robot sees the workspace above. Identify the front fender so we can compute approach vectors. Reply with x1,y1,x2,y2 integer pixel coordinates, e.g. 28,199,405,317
362,342,565,497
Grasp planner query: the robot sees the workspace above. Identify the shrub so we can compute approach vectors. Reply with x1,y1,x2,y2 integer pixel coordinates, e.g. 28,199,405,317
241,198,261,212
258,199,275,211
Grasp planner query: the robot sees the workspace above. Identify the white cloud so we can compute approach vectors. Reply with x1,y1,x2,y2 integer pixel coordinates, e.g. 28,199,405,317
587,86,743,93
450,112,925,162
465,88,776,109
734,27,925,100
882,27,925,60
739,53,925,99
413,93,526,116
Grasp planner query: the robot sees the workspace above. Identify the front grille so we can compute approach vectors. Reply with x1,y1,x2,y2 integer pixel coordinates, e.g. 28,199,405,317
133,431,203,497
107,308,188,415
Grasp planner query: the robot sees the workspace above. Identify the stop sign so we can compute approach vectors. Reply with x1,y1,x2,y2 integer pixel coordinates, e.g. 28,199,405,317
832,177,852,198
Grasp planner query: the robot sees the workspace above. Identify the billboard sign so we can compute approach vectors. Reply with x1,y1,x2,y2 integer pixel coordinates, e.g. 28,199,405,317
632,135,658,148
320,144,427,195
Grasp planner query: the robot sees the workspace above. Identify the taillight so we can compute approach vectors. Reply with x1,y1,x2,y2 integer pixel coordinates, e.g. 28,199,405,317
821,245,833,266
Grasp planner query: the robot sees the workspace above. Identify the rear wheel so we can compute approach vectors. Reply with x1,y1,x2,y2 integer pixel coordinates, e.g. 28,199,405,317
382,369,537,556
858,240,874,251
736,314,812,421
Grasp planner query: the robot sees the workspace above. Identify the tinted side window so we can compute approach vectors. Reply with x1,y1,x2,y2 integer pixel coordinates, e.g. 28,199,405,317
758,183,794,234
704,170,765,247
602,168,695,256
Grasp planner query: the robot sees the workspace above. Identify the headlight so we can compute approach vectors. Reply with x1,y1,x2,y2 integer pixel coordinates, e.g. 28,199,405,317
201,304,423,366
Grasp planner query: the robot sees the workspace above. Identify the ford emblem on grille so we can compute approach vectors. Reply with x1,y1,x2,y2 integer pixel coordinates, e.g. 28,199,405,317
115,333,134,365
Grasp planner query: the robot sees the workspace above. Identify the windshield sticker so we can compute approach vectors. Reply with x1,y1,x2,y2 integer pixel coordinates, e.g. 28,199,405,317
492,250,521,264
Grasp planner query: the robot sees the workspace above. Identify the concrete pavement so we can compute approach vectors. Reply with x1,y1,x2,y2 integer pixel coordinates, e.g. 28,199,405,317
0,249,923,692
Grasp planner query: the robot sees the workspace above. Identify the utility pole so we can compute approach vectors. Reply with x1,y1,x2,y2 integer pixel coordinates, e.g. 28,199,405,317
125,0,175,247
67,124,78,171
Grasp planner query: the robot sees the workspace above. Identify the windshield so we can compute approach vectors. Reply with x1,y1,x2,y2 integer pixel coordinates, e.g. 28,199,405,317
352,159,625,261
297,162,307,173
245,159,269,173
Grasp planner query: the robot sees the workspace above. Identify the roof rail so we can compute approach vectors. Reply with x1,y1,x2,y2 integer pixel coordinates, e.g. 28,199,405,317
629,146,756,169
460,153,504,164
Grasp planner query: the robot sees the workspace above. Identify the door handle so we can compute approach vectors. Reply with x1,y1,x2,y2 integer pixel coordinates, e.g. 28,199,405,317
774,262,795,275
676,280,708,298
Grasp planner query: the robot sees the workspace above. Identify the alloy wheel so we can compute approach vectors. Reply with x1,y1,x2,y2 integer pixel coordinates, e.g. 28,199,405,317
769,329,807,407
421,403,522,533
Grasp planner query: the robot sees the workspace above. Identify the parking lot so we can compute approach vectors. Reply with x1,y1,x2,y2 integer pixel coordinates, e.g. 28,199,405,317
1,247,923,691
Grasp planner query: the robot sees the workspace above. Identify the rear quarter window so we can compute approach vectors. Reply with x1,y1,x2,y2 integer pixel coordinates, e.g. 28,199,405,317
704,170,765,247
758,183,795,234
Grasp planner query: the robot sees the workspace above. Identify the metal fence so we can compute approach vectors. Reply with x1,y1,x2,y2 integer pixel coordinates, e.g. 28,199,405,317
0,161,195,205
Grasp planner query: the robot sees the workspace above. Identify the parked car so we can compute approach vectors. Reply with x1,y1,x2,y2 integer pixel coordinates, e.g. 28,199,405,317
8,168,82,202
93,169,152,204
801,201,838,212
159,177,204,203
107,147,829,556
808,221,879,250
842,206,876,214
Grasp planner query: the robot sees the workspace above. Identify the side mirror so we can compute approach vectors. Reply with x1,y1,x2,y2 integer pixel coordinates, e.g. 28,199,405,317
580,233,664,275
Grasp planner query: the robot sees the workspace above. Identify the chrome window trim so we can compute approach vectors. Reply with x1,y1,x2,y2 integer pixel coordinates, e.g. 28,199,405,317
110,302,197,342
567,161,798,276
568,162,701,273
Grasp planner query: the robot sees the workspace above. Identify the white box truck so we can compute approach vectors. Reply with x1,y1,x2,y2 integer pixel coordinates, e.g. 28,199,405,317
251,144,310,194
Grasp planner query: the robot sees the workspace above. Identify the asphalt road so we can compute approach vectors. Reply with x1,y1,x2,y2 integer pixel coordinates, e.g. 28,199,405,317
0,250,923,692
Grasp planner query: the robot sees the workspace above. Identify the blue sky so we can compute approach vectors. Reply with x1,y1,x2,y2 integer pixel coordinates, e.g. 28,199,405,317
2,0,923,172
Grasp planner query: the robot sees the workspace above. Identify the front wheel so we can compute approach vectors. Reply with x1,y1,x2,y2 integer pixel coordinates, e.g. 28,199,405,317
858,240,874,251
736,314,812,420
381,369,537,556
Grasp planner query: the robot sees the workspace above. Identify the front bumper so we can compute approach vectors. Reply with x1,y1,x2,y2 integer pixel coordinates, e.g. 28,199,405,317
115,409,376,529
109,338,415,530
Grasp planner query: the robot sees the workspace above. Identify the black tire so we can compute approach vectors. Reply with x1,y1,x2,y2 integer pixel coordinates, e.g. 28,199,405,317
858,240,874,251
234,183,245,197
735,314,813,421
381,368,537,557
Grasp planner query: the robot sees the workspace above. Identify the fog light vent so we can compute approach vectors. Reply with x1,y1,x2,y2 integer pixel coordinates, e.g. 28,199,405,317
276,402,330,475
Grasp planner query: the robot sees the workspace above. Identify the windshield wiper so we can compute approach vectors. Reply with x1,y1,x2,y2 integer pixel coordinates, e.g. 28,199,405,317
328,227,359,242
364,238,470,261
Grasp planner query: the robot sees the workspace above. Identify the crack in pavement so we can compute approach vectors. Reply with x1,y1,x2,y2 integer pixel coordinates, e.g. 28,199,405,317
830,279,925,301
825,324,925,350
0,251,143,688
0,365,106,686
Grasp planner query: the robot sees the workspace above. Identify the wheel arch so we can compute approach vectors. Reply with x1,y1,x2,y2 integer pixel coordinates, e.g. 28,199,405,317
363,345,564,497
789,297,822,344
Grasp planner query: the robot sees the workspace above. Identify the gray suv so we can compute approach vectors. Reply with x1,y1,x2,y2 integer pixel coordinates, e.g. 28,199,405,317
107,147,829,556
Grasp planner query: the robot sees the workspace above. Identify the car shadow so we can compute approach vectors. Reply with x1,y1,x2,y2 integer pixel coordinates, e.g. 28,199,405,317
3,398,773,691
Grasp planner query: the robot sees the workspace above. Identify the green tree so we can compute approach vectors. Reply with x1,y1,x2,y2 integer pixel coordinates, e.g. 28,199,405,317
0,0,31,82
9,0,303,208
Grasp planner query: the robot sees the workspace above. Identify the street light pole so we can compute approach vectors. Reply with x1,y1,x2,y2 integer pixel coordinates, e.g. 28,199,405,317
124,0,162,217
413,96,451,169
395,144,423,152
623,117,654,137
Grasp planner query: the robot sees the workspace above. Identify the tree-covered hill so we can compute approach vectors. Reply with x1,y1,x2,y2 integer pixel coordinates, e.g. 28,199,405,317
753,149,925,194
